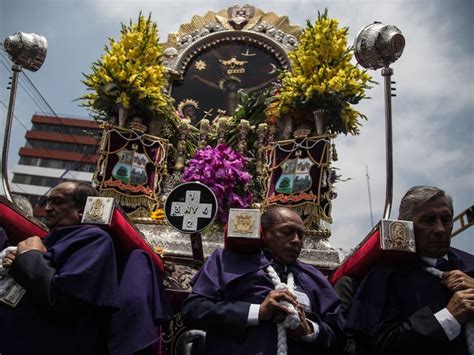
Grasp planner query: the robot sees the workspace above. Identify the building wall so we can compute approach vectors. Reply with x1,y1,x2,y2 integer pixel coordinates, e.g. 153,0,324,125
10,114,101,218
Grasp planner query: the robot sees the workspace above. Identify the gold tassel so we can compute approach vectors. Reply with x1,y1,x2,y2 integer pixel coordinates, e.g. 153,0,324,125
99,189,156,209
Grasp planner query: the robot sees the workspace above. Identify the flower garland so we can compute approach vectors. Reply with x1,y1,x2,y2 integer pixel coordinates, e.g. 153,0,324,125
181,144,253,223
150,208,165,220
266,10,373,135
80,13,174,122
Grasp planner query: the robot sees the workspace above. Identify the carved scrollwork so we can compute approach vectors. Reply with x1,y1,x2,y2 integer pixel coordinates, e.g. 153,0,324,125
163,263,199,291
162,5,302,76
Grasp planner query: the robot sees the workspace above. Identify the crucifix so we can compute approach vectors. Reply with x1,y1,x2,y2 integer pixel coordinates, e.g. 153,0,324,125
170,190,213,260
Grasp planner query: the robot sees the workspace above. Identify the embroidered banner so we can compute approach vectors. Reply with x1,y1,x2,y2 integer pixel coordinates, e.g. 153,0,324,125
94,126,168,217
263,136,333,229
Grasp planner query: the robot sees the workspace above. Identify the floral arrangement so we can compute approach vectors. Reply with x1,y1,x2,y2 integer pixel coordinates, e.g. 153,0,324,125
182,144,253,223
266,10,373,135
153,245,164,257
80,13,174,123
150,208,165,220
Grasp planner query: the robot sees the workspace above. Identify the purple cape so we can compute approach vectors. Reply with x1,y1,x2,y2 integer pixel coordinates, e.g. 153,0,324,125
0,227,8,250
108,249,172,355
0,225,119,355
190,248,342,354
345,247,474,335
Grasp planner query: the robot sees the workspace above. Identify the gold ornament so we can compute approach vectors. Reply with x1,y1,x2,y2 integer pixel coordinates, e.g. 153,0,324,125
233,212,255,234
194,60,207,71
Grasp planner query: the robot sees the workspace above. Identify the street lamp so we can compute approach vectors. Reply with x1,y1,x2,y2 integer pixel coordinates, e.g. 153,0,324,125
330,24,412,286
354,22,405,219
1,32,47,201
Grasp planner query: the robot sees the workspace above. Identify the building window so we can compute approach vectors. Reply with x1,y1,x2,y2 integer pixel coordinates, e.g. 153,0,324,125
32,123,99,136
12,174,32,184
18,157,96,173
24,139,97,155
19,156,40,166
12,173,66,188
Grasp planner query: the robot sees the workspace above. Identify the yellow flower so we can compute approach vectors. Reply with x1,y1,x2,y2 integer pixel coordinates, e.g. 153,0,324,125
151,208,165,220
116,92,130,108
153,245,164,257
80,12,174,121
269,10,373,135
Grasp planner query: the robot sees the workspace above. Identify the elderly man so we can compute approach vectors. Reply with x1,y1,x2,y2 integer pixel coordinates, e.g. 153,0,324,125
346,186,474,355
181,206,343,354
0,181,119,355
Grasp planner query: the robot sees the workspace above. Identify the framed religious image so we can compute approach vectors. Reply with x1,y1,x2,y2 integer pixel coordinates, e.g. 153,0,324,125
162,5,301,126
171,40,283,124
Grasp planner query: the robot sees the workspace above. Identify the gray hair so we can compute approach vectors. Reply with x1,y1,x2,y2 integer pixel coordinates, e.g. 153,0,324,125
12,194,33,217
399,186,453,221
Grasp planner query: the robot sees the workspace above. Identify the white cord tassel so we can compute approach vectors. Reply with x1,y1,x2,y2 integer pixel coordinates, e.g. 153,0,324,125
266,265,300,355
276,323,287,355
0,247,18,298
424,266,474,354
0,247,17,276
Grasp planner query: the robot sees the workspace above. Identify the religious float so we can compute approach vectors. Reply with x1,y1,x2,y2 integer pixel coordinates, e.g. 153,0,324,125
79,9,367,351
6,4,472,355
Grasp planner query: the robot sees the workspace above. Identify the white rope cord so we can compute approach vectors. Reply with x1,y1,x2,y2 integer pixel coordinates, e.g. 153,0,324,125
266,265,300,355
0,247,18,298
424,266,474,354
0,247,17,276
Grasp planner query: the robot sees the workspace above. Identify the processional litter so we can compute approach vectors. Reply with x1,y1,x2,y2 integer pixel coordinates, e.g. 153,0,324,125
0,5,416,354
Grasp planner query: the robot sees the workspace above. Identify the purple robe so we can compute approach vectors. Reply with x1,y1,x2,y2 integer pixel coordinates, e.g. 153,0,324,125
345,248,474,355
185,248,343,355
0,225,119,355
108,249,172,355
0,227,8,250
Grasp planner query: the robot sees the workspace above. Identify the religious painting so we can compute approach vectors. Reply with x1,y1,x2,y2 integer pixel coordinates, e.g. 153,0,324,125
264,136,333,228
94,126,168,215
171,41,283,125
112,149,149,185
275,157,313,194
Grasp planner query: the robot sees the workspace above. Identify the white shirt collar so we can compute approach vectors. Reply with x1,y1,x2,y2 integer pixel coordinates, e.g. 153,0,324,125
420,254,448,267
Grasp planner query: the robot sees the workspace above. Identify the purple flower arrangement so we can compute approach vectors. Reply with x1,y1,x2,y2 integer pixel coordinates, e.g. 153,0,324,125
182,144,254,223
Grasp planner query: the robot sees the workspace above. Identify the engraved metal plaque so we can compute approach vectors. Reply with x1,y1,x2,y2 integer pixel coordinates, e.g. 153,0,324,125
81,197,115,225
380,219,415,252
227,208,260,239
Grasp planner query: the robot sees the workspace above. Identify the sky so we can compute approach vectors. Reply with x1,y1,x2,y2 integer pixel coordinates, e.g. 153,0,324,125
0,0,472,254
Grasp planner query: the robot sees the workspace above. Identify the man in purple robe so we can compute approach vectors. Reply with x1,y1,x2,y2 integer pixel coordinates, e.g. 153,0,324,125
108,248,172,355
0,227,8,250
345,186,474,355
0,181,120,355
181,206,344,354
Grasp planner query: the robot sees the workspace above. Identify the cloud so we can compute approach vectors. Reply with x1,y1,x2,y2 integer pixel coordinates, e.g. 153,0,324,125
1,0,472,254
326,1,473,252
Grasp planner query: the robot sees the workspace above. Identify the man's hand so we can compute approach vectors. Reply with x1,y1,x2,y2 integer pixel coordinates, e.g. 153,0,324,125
288,304,314,337
17,236,47,255
446,288,474,325
259,289,298,322
443,270,474,293
2,250,16,268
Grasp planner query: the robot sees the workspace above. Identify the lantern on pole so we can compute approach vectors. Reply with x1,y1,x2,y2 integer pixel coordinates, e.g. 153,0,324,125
1,32,47,201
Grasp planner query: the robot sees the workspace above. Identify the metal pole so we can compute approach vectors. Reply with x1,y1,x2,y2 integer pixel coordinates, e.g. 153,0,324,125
190,232,204,261
382,67,394,220
366,164,374,226
1,64,22,202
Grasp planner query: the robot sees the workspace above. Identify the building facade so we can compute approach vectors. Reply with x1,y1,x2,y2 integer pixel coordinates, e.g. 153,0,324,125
11,114,101,217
